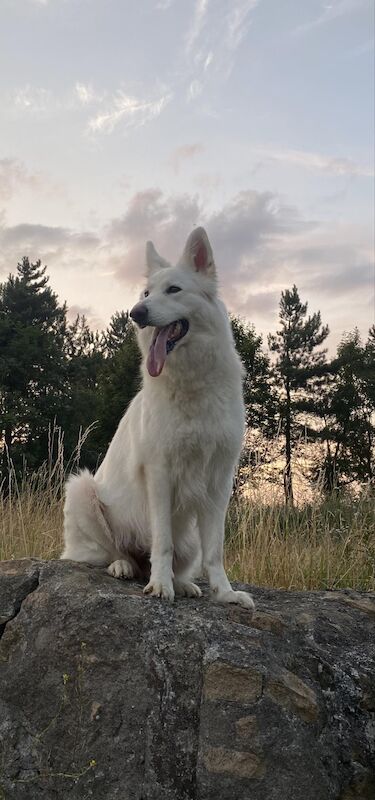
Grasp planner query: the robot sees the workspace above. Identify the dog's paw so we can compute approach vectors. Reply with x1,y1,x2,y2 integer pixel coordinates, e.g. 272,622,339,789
215,589,255,610
174,580,202,598
144,579,175,603
107,559,135,580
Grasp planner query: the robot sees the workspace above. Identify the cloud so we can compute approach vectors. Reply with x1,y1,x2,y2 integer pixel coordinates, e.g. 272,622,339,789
187,79,203,101
67,304,105,330
4,81,170,136
75,83,100,106
88,89,172,134
11,85,51,113
0,216,101,280
169,143,205,173
0,187,372,349
107,189,201,281
184,0,260,100
106,187,373,347
0,159,45,202
293,0,371,36
1,223,99,250
185,0,210,55
254,147,373,177
226,0,259,50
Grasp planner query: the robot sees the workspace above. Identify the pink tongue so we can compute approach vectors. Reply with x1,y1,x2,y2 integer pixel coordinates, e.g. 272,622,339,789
147,325,174,377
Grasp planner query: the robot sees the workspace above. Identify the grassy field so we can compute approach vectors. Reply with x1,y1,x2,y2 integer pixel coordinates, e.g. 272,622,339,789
1,458,374,591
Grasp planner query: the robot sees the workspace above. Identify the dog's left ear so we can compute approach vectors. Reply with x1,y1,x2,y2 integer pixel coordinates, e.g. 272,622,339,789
146,241,170,275
181,227,216,278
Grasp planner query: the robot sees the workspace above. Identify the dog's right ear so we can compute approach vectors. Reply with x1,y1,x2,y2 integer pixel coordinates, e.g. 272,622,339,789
146,241,169,275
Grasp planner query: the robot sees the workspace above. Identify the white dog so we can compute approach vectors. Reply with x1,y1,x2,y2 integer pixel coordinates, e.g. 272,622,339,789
62,227,254,609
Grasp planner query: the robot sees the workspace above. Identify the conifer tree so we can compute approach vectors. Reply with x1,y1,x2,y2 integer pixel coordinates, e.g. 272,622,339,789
97,318,140,447
268,285,329,504
0,258,67,480
102,311,130,356
316,329,375,489
231,316,278,435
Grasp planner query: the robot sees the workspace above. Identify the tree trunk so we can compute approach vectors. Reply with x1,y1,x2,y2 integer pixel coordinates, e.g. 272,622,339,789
284,376,294,505
365,423,374,484
1,419,12,492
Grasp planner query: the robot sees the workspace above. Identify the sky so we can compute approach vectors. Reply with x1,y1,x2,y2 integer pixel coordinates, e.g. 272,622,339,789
0,0,374,350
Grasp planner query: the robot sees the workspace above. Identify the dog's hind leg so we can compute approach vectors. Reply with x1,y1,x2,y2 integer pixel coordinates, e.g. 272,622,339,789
62,470,120,566
107,555,142,580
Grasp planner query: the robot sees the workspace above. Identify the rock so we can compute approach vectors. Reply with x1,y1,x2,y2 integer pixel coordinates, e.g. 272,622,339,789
0,559,374,800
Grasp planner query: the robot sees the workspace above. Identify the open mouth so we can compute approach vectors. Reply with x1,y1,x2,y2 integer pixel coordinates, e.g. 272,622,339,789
147,319,189,377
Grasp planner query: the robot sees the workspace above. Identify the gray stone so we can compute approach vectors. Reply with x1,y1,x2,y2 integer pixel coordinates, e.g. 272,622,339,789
0,559,374,799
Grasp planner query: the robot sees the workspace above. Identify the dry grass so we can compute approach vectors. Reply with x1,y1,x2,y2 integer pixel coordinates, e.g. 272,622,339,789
1,441,374,591
0,460,64,562
225,492,375,591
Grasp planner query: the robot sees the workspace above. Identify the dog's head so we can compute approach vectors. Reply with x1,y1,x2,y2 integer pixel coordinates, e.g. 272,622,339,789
130,227,218,377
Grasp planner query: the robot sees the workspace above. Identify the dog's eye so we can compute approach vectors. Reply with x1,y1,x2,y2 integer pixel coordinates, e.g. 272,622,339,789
144,289,149,297
166,285,181,294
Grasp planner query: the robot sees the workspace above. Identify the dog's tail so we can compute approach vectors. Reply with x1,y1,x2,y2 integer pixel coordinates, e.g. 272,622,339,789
61,469,114,564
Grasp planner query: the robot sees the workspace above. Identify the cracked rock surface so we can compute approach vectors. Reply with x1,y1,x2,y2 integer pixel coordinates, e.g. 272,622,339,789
0,558,374,800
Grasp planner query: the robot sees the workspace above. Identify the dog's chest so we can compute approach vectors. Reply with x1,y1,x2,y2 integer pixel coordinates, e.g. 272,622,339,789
165,414,239,508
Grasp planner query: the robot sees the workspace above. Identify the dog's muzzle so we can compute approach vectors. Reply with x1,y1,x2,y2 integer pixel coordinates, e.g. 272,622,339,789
130,303,149,328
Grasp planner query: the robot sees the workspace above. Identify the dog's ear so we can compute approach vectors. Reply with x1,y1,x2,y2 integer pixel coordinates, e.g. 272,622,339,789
146,241,169,275
181,227,216,277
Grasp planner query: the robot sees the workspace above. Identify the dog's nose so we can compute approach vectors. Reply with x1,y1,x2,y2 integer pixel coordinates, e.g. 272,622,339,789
130,303,149,328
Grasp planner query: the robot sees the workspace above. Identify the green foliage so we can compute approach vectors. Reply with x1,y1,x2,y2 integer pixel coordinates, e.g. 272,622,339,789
231,316,278,436
268,285,330,503
97,318,141,448
0,258,67,479
0,261,142,479
315,328,375,490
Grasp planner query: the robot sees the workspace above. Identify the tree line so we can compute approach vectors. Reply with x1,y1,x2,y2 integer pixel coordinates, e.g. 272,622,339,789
0,257,374,503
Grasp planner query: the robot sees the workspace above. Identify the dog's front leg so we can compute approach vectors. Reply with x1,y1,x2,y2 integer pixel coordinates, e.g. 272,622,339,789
143,464,175,602
198,483,255,610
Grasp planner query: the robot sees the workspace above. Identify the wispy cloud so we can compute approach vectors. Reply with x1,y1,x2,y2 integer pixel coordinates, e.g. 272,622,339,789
293,0,371,36
184,0,260,101
75,83,101,106
226,0,259,50
185,0,210,54
0,158,44,201
169,143,205,173
255,147,374,177
88,89,172,134
11,85,51,113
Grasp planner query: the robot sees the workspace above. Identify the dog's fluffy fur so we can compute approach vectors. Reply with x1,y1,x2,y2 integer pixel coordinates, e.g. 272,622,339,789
62,227,254,609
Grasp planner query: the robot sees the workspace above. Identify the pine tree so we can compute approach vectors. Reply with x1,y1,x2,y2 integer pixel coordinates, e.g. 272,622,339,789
97,318,141,447
316,329,375,490
0,258,67,480
231,316,278,435
102,311,130,356
60,314,105,469
231,317,278,493
268,285,329,504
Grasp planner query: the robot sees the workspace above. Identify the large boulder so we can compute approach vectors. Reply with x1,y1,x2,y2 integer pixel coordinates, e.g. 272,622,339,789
0,559,374,800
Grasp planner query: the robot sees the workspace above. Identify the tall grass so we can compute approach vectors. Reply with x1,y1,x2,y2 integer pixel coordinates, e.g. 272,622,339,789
225,493,375,591
0,425,94,562
1,433,374,591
